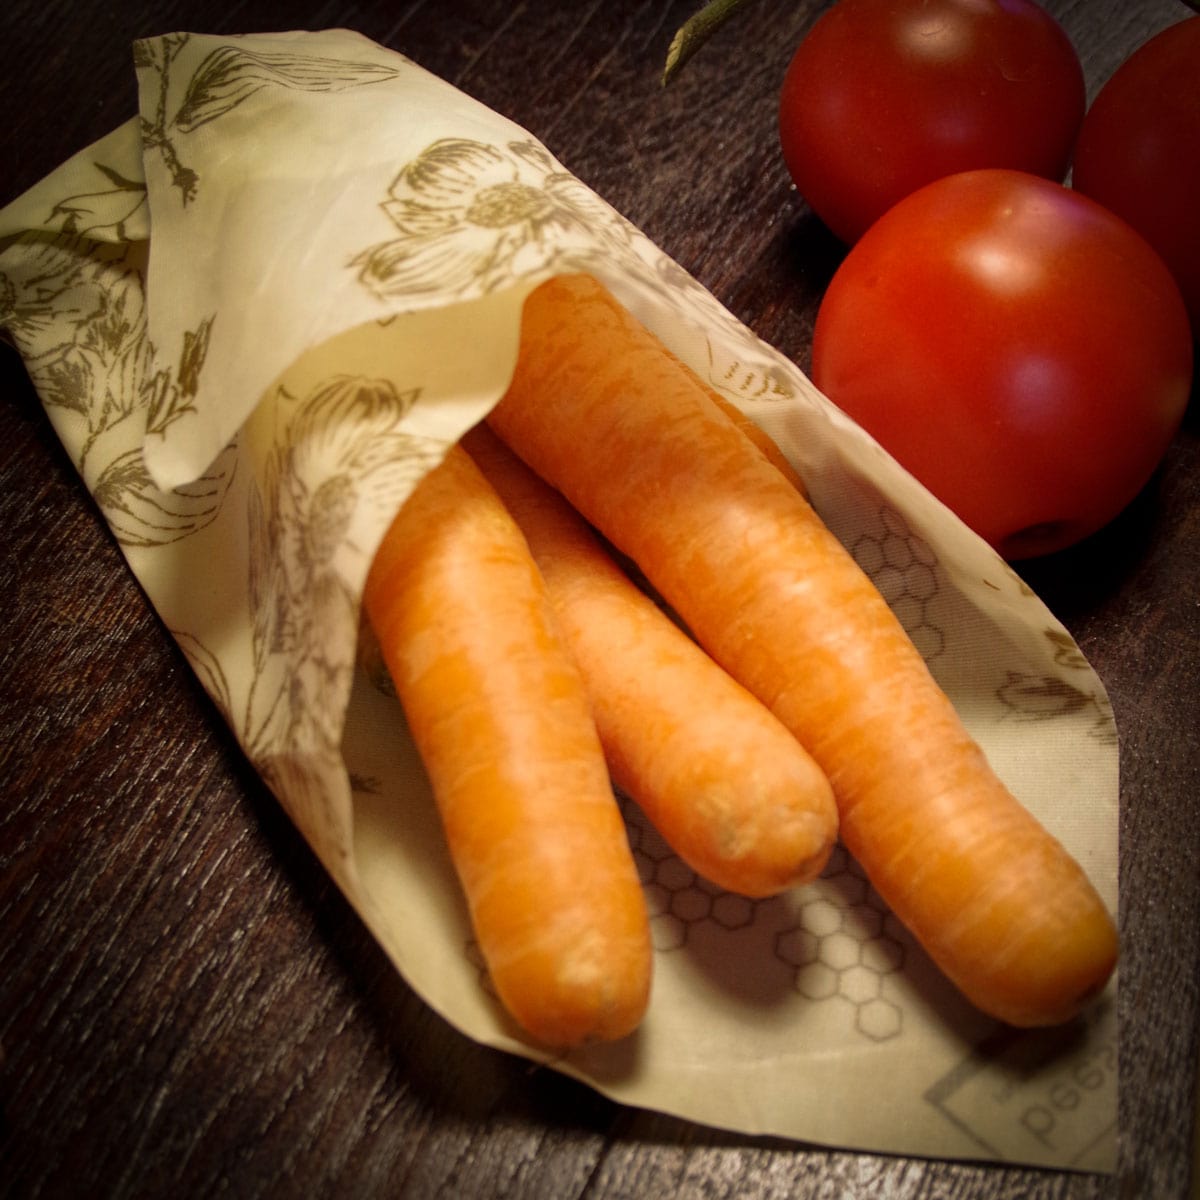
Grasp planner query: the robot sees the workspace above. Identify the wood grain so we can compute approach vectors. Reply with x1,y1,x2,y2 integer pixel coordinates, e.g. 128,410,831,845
2,2,1197,1197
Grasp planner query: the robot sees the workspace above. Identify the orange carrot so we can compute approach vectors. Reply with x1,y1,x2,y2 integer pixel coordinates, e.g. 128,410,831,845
461,422,838,897
362,444,652,1046
486,273,1118,1028
705,390,808,495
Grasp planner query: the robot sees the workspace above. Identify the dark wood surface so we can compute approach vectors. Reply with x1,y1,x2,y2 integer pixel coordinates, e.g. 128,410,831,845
2,2,1197,1197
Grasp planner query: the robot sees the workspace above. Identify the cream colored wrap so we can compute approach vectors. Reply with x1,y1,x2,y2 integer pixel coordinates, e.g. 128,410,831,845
0,29,1117,1171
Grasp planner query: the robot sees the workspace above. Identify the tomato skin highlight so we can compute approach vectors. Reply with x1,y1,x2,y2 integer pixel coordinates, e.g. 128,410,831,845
1071,16,1200,338
811,169,1193,560
778,0,1085,245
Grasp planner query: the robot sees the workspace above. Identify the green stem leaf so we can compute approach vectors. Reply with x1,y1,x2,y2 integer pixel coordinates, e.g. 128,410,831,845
662,0,758,86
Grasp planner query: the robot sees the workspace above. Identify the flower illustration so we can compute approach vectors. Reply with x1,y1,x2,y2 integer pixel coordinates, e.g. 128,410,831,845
349,135,801,416
2,229,231,545
352,138,633,301
244,374,445,763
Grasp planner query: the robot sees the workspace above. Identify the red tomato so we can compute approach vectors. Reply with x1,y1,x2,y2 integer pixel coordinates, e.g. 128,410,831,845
1071,17,1200,337
778,0,1085,245
811,169,1193,560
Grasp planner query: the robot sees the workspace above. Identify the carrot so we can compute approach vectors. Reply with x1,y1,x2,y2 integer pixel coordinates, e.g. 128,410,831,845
486,273,1118,1028
461,422,838,898
362,444,652,1046
705,390,808,496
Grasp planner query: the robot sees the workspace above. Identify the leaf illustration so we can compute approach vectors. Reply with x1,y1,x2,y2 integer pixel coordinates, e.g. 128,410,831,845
172,629,235,723
93,441,237,547
173,46,400,133
48,176,148,242
707,351,795,402
177,314,214,398
306,474,358,569
33,346,93,416
1044,626,1090,670
246,477,278,674
146,313,216,437
996,672,1092,721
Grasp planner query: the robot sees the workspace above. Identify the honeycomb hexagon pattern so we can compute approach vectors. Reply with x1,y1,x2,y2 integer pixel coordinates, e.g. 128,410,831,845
622,793,764,952
619,792,916,1043
774,844,910,1042
849,504,944,663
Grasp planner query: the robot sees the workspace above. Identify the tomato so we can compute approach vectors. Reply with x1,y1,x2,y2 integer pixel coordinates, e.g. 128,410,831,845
1071,17,1200,338
778,0,1085,245
810,169,1193,560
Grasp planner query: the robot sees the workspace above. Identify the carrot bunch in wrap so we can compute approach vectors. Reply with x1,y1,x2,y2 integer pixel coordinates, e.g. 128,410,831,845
362,388,838,1045
485,272,1118,1029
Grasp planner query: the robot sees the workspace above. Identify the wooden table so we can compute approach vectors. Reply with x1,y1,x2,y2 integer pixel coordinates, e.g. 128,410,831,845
2,2,1197,1196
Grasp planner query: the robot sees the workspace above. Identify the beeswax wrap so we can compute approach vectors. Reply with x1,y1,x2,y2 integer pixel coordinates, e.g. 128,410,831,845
0,29,1119,1172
